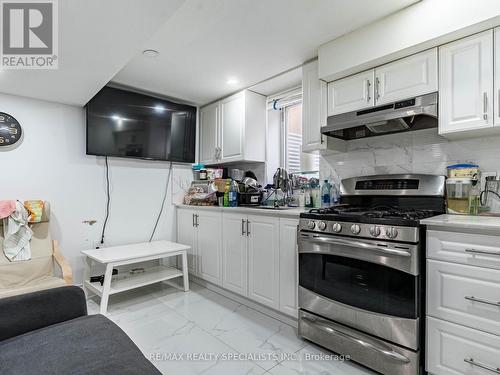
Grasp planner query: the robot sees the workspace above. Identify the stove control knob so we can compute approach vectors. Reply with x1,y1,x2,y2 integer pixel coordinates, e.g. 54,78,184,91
369,226,381,237
317,221,327,231
350,224,361,235
307,220,316,230
385,227,399,239
332,223,342,233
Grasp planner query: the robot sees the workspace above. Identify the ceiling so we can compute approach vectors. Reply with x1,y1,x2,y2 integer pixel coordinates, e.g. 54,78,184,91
0,0,185,106
112,0,418,106
0,0,418,107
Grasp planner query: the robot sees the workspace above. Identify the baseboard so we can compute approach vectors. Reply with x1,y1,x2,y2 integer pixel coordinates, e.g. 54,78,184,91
190,275,298,328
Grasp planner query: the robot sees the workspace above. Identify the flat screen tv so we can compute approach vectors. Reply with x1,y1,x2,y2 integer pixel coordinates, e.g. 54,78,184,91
86,86,196,162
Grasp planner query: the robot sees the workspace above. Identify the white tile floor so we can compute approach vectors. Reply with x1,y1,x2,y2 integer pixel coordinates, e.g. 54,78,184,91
87,282,376,375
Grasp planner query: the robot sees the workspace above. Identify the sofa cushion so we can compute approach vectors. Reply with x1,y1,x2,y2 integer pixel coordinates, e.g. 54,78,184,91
0,222,54,288
0,276,66,299
0,314,161,375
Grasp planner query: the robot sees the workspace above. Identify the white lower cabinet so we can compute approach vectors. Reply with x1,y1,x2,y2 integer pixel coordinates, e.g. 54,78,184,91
427,227,500,375
279,219,299,317
427,317,500,375
222,213,248,296
428,259,500,336
176,208,222,285
247,215,280,309
177,208,198,275
427,230,500,271
177,207,299,318
197,211,223,285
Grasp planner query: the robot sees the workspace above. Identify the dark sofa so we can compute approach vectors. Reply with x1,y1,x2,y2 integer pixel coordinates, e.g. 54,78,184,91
0,286,161,375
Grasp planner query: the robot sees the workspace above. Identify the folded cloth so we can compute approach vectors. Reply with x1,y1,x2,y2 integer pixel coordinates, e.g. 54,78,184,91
0,200,16,220
24,200,45,223
3,201,33,262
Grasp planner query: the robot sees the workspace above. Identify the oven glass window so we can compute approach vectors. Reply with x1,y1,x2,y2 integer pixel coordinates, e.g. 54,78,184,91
299,253,418,318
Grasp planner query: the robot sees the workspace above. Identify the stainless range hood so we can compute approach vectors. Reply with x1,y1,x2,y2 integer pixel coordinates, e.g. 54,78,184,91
322,92,438,141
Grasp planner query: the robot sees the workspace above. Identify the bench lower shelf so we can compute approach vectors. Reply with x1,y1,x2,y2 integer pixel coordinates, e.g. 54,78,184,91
84,265,183,296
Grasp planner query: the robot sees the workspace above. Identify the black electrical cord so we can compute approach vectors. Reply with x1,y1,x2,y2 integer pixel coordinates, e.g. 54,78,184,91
149,161,173,242
100,156,110,246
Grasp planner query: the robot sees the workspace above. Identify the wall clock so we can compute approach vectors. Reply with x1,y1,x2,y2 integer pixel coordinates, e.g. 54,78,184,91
0,112,22,149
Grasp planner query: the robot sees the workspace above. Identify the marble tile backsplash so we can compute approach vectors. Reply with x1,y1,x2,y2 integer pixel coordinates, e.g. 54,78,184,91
320,128,500,183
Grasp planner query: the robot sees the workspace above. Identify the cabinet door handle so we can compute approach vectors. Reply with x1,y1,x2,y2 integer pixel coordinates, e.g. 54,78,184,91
192,213,196,227
366,80,371,102
375,77,380,100
464,358,500,374
241,219,246,235
484,92,488,120
465,248,500,256
465,295,500,307
246,220,250,236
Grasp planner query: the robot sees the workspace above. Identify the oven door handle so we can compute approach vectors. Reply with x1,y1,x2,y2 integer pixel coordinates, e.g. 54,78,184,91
300,234,412,257
301,316,410,364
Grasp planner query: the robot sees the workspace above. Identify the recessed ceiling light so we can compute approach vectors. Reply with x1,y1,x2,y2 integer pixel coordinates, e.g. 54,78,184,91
143,49,159,58
154,105,166,112
226,78,238,85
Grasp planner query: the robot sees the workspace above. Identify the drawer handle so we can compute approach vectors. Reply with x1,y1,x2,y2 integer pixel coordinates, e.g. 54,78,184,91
465,295,500,307
465,248,500,256
464,358,500,374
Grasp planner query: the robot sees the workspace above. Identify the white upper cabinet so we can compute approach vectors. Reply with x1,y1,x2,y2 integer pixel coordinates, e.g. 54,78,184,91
220,92,245,162
302,61,327,152
327,70,374,116
375,48,438,105
199,102,219,165
327,49,438,117
494,27,500,125
199,90,266,165
439,30,494,134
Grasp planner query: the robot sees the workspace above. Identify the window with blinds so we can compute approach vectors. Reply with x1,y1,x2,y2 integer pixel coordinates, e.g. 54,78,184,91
267,87,319,175
284,103,319,173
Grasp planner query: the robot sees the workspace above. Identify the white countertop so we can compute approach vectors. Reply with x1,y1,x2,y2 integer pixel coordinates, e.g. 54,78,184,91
175,204,306,218
81,240,190,263
421,214,500,232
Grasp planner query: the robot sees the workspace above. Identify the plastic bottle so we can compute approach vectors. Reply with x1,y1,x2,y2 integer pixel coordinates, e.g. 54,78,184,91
223,180,230,207
229,180,238,207
304,184,312,208
321,180,332,207
330,183,339,205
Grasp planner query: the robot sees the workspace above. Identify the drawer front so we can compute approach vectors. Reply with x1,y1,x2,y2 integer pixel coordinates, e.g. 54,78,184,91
427,230,500,270
427,260,500,335
427,317,500,375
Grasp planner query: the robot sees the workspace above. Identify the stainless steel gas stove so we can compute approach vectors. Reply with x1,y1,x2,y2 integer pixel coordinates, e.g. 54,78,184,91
298,174,446,375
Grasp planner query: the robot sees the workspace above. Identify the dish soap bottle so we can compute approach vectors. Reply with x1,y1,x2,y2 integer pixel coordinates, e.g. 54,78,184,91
223,180,230,207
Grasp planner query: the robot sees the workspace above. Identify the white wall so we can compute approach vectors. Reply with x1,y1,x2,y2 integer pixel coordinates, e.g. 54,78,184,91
320,128,500,212
0,93,192,283
319,0,500,81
